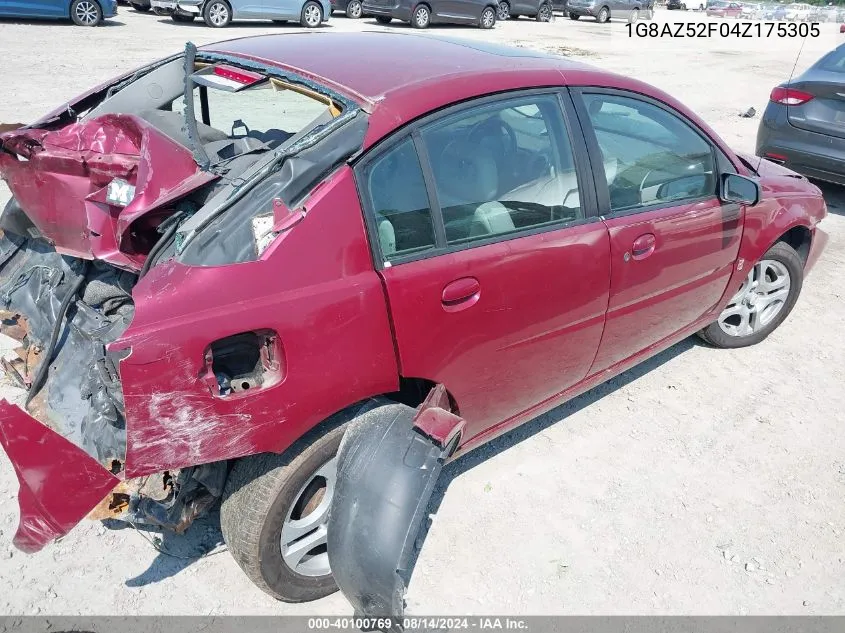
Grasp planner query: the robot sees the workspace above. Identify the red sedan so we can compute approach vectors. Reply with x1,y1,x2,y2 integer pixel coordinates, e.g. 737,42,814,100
0,32,828,616
706,0,742,16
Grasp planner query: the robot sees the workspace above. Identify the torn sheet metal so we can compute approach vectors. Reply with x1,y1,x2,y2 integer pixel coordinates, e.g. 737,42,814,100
0,399,119,552
0,114,214,270
327,391,464,622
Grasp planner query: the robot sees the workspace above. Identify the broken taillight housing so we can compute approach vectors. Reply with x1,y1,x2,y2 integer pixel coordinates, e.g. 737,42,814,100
770,87,814,106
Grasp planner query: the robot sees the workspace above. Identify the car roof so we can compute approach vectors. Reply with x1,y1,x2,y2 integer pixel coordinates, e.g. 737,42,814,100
200,32,731,156
201,32,598,146
202,31,586,103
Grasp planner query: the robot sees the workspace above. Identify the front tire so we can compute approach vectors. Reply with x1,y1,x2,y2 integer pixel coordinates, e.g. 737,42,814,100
628,6,638,21
70,0,102,25
596,5,609,21
346,0,362,17
698,242,803,349
569,11,579,18
479,4,496,27
203,0,231,26
300,0,323,26
412,3,430,27
221,399,390,602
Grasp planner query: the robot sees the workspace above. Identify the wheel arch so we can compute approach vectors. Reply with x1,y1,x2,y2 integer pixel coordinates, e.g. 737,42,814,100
775,224,812,266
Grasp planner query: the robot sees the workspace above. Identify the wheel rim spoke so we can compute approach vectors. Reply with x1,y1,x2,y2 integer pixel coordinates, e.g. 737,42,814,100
280,457,336,576
717,258,792,337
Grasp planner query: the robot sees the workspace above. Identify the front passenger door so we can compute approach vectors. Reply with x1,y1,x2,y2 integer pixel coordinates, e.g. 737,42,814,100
357,92,611,443
572,90,742,374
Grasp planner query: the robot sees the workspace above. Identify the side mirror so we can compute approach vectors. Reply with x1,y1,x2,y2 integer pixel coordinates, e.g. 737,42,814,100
719,173,761,206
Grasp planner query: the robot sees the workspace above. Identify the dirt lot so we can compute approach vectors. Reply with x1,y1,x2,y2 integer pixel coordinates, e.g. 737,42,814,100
0,7,844,616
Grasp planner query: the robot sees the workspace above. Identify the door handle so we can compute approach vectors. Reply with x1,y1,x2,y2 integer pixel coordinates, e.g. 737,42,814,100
630,233,656,261
441,277,480,312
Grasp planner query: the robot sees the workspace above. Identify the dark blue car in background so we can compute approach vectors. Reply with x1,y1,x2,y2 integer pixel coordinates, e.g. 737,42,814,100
0,0,118,25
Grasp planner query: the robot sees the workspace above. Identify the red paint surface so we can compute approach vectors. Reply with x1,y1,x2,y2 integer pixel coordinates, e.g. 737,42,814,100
0,114,212,269
0,35,829,550
0,400,119,553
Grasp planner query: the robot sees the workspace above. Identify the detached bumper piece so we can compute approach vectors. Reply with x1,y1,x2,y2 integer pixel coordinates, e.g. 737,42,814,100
0,400,119,552
328,386,463,628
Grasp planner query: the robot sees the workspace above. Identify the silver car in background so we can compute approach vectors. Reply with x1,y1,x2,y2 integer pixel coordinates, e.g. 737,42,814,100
756,43,845,186
162,0,330,25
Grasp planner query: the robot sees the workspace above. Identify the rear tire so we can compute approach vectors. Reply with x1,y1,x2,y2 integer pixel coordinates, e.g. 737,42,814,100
536,1,551,20
596,5,609,21
346,0,362,17
569,11,579,18
628,6,638,21
479,4,496,27
697,242,803,349
496,0,509,19
221,399,390,602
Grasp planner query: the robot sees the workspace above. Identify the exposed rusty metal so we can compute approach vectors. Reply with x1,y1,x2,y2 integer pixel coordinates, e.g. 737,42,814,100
87,481,133,521
0,311,29,341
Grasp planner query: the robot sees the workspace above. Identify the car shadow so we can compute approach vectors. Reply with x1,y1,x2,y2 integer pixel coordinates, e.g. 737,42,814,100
406,335,701,573
118,509,226,587
815,181,845,217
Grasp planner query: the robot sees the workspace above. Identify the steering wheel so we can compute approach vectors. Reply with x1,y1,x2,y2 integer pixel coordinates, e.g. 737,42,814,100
468,117,518,162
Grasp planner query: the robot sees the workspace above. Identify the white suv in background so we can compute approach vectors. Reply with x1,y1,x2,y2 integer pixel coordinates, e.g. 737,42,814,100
784,2,811,20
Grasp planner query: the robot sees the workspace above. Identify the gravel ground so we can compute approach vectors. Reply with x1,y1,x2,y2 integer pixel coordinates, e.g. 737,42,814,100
0,7,844,616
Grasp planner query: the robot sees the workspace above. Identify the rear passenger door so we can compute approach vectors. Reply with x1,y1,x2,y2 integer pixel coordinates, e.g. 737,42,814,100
356,92,611,442
571,89,742,374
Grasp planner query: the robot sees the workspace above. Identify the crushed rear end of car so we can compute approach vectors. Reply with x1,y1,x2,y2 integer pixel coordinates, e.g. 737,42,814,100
0,42,368,552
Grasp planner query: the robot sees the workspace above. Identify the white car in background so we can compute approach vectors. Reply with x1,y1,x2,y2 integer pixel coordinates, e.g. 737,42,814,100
740,2,763,18
784,2,811,20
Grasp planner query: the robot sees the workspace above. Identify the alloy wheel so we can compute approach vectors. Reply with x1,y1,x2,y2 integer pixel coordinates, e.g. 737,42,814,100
347,0,362,17
481,6,495,26
414,5,429,26
538,2,551,20
497,1,509,19
74,1,100,24
597,6,608,21
304,2,322,24
717,259,791,337
208,1,229,25
280,457,337,577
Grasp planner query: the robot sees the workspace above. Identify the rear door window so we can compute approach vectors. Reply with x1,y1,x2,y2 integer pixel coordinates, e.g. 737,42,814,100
419,94,583,246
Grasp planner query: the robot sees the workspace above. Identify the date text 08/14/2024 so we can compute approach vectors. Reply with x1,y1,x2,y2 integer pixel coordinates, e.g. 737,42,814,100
628,21,821,38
